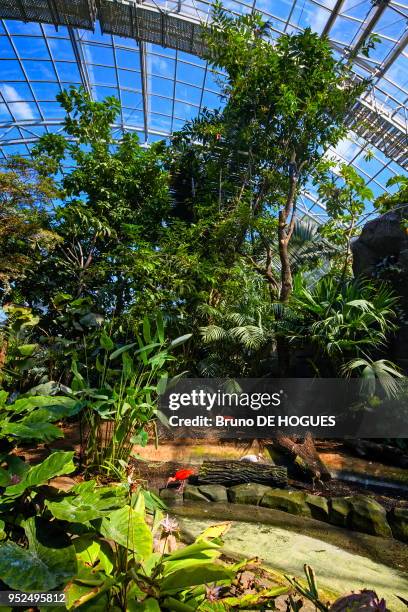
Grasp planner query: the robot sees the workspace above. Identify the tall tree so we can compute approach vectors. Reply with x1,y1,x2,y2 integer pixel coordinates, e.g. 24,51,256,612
18,88,171,318
197,3,366,302
0,158,59,299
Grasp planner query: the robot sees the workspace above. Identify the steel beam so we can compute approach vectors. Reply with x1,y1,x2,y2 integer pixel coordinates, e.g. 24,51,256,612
374,27,408,81
68,27,92,96
0,0,406,167
350,0,391,57
139,41,149,143
321,0,346,37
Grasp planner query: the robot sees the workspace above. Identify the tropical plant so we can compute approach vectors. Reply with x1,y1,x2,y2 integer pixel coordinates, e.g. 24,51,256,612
198,304,272,377
70,315,191,475
0,391,81,450
341,357,404,399
374,175,408,214
8,88,170,323
280,275,398,374
0,303,41,390
0,456,289,611
0,458,391,612
317,163,373,276
286,565,389,611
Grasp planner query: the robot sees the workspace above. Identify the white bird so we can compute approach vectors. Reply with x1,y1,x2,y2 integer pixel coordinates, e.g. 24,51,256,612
239,454,264,463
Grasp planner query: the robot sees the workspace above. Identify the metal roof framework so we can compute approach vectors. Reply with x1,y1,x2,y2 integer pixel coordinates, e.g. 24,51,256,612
0,0,407,222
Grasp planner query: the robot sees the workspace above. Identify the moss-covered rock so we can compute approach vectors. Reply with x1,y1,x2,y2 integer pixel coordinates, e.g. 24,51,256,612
305,494,329,521
389,507,408,543
329,497,351,528
228,483,271,505
349,495,392,538
198,484,228,502
183,485,209,502
260,489,311,517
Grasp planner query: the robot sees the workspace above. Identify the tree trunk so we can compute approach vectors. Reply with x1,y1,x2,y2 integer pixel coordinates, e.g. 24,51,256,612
278,210,293,303
196,460,288,487
268,432,331,482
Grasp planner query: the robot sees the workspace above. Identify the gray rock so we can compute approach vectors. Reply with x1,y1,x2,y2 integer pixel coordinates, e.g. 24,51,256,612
352,204,408,277
351,203,408,364
198,484,228,502
349,495,392,538
159,488,182,504
305,494,329,522
228,483,271,505
183,485,209,502
260,489,311,517
329,497,351,528
389,506,408,543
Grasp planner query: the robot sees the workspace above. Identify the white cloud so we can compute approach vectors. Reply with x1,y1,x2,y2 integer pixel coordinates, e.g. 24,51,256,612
297,2,330,33
0,84,35,120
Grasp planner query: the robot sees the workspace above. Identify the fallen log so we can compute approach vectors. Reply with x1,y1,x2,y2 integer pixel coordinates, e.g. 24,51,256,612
267,432,331,482
196,460,288,487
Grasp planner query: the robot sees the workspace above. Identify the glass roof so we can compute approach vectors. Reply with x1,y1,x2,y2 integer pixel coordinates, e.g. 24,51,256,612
0,0,407,222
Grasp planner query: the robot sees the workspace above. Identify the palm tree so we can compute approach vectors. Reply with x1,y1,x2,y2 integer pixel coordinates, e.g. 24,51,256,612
279,275,398,375
198,302,273,377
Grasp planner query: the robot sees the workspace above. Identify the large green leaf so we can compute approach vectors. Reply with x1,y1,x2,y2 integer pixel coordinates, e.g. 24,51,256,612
219,585,289,607
162,555,222,577
0,466,11,487
100,330,114,350
64,562,115,610
169,334,192,349
5,451,75,497
127,599,162,612
0,517,77,591
165,539,220,561
109,342,137,360
5,454,30,478
46,482,126,523
17,344,37,356
74,536,114,575
98,506,153,558
1,421,63,442
161,598,196,612
10,396,77,415
160,563,234,593
65,584,111,611
0,542,57,591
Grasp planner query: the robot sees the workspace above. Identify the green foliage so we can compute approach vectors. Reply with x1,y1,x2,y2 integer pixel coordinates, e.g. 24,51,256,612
0,157,60,297
282,275,397,373
374,175,408,214
99,505,153,557
198,303,272,377
0,15,400,611
1,451,76,498
286,565,327,612
0,517,77,592
0,303,43,390
12,87,170,319
71,316,191,475
0,465,291,610
317,163,374,274
341,357,403,399
45,480,128,523
195,3,366,302
0,392,81,444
